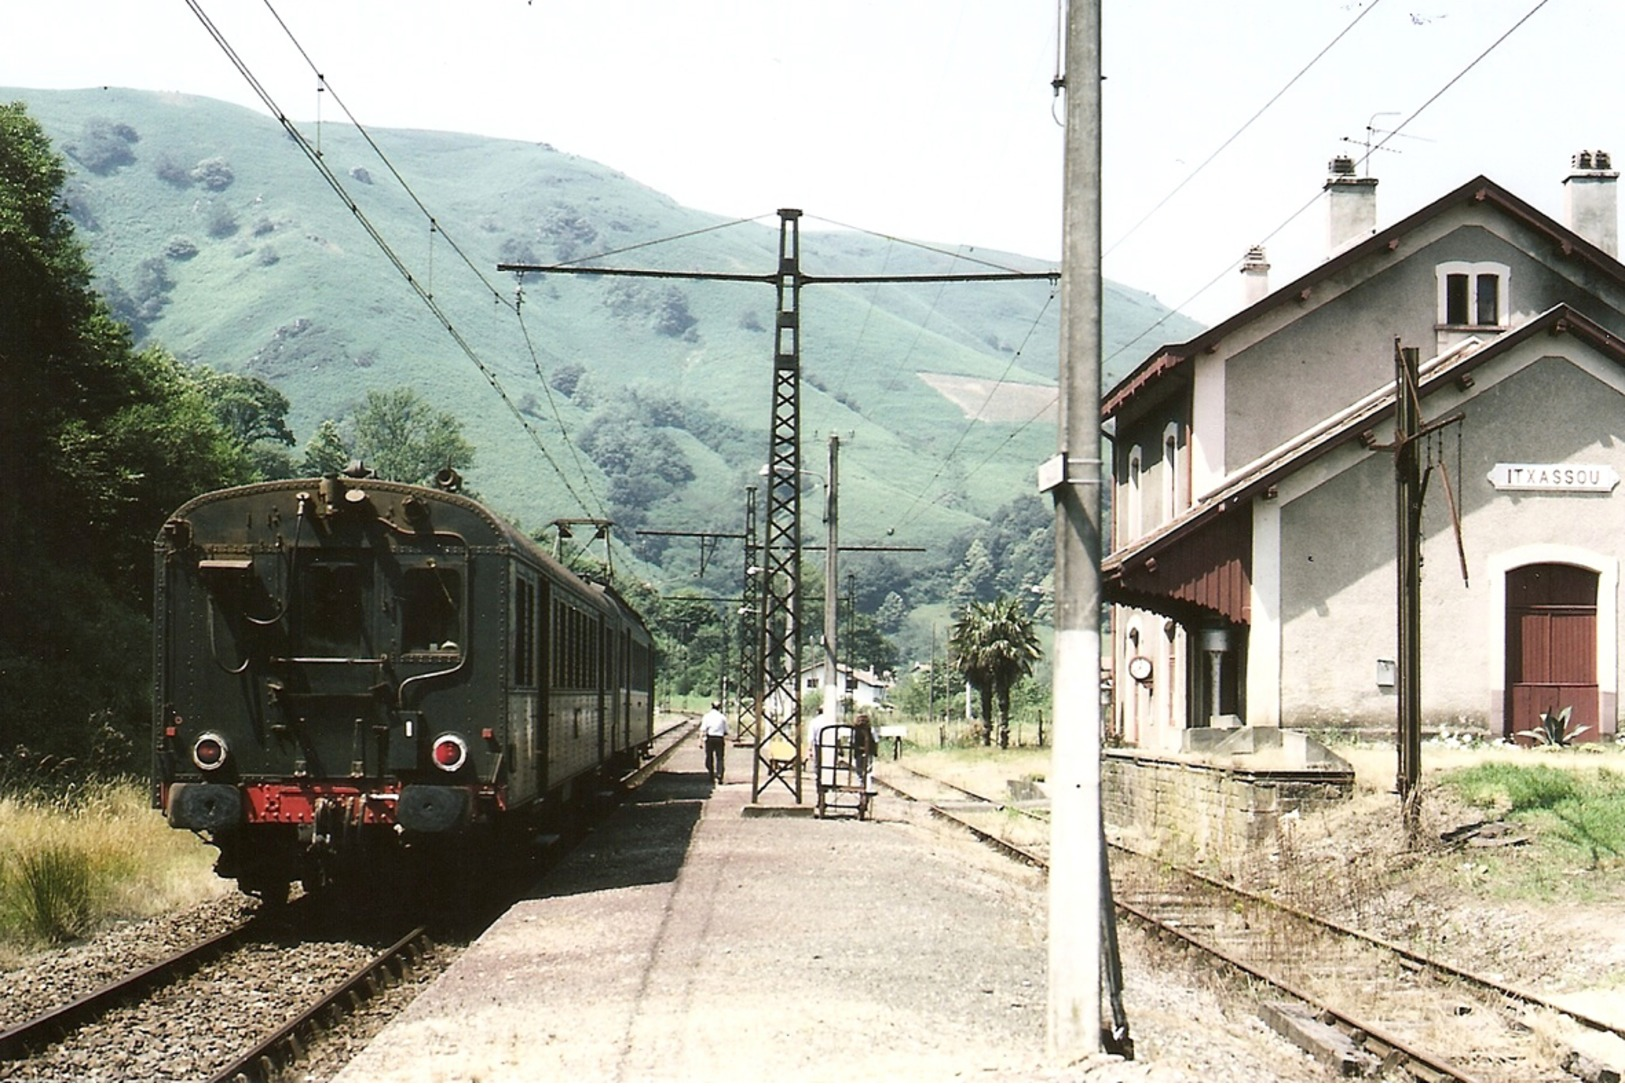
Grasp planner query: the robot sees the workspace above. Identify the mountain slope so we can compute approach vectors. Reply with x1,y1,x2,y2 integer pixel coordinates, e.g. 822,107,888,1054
8,86,1204,585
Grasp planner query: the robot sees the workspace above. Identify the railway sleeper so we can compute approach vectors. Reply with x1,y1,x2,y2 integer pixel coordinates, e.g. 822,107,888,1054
1259,1001,1379,1078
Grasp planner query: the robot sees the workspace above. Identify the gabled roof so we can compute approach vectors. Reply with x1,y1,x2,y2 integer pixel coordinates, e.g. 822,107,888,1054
1104,175,1625,420
1103,303,1625,590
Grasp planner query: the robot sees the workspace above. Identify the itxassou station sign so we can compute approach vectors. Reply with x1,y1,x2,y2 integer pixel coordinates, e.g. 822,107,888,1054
1487,463,1621,493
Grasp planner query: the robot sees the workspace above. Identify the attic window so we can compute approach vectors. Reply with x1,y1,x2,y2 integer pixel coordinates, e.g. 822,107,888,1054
1437,261,1509,328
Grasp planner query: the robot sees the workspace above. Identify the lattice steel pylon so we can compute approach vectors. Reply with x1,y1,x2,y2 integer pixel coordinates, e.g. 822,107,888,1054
737,484,762,749
752,209,804,803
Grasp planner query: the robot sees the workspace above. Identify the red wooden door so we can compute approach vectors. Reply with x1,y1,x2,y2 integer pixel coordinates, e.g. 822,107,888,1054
1506,564,1599,743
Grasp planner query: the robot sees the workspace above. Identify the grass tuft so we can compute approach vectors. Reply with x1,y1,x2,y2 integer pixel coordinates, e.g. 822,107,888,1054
0,778,221,957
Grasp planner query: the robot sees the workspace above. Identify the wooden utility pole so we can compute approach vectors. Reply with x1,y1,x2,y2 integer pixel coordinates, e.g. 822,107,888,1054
1045,0,1105,1060
1394,341,1423,806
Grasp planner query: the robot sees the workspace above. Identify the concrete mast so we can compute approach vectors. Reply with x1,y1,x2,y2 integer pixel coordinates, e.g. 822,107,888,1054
1047,0,1104,1060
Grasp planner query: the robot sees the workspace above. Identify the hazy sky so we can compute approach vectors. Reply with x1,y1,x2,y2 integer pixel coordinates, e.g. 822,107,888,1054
7,0,1623,326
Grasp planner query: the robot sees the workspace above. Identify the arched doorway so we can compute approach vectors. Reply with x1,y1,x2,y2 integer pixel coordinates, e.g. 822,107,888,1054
1505,563,1599,743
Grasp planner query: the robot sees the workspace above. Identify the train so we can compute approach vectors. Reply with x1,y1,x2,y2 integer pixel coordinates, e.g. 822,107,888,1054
152,469,654,901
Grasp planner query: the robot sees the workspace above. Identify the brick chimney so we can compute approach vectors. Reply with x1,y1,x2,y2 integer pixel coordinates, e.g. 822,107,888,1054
1563,150,1618,257
1324,155,1378,257
1239,245,1270,306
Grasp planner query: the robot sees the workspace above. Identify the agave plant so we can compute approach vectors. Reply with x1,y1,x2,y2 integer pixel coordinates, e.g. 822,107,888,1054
1515,705,1585,747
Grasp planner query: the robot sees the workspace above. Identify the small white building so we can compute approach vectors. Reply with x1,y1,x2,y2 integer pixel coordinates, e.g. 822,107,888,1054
1104,153,1625,751
785,661,892,714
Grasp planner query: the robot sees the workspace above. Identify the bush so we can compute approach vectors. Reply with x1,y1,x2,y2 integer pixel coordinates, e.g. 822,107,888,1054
66,119,138,175
189,156,234,191
154,153,194,187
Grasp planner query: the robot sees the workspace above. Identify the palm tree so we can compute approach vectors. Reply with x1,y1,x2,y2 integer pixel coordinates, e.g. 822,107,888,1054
948,596,1042,748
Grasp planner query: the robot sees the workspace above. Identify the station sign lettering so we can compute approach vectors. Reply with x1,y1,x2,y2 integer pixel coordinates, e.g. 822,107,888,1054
1487,463,1620,493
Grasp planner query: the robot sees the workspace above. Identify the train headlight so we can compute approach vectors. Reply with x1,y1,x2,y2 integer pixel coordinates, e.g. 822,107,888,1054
191,732,229,772
430,733,468,773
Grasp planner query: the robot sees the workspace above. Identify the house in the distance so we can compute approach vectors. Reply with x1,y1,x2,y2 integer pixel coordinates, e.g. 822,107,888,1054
793,661,892,714
1104,152,1625,752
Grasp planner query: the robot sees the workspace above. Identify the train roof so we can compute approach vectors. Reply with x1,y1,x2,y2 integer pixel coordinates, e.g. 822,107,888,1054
159,476,648,631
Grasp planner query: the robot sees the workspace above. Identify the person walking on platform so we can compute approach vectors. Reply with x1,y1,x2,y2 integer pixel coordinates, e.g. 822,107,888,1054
701,701,728,784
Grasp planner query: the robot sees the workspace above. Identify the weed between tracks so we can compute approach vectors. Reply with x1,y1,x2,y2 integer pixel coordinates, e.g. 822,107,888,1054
0,778,219,962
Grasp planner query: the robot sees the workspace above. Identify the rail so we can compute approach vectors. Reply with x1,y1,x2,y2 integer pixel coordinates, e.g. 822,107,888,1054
871,763,1596,1082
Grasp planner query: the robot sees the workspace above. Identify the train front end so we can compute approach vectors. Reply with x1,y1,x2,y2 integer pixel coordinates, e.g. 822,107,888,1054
153,474,502,900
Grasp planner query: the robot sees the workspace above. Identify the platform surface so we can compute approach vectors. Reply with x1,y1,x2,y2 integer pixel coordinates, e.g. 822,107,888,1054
338,739,1052,1082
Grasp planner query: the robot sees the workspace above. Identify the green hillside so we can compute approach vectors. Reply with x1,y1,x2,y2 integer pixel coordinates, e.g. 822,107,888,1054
7,87,1202,600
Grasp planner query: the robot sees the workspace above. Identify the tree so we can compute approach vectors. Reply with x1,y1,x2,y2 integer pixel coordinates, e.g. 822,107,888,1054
0,102,249,768
188,365,296,479
351,386,474,484
948,597,1042,748
300,418,351,476
950,538,996,609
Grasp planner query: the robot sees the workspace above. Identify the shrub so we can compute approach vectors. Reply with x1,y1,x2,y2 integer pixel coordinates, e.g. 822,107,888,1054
66,119,138,174
201,198,238,239
154,153,194,187
189,156,234,191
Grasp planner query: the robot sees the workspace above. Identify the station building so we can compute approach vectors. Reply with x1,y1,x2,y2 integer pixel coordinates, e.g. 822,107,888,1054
1104,153,1625,751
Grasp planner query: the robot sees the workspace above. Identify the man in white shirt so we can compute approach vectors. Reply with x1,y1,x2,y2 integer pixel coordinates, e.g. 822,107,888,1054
701,701,728,784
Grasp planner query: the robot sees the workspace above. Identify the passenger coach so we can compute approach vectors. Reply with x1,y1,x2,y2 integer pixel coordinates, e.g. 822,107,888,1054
153,471,653,899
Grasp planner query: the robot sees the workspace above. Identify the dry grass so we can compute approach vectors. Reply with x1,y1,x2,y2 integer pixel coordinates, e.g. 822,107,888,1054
0,780,222,962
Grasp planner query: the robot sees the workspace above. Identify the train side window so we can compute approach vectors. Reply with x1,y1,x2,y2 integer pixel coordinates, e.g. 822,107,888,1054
512,576,535,686
402,565,462,656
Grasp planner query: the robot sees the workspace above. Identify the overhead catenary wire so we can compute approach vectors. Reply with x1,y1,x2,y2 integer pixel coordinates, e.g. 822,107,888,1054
1101,0,1555,375
185,0,604,521
1103,0,1384,259
255,0,613,517
882,288,1059,538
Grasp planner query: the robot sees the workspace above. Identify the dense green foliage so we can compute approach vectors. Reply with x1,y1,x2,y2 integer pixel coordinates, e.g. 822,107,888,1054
0,102,250,770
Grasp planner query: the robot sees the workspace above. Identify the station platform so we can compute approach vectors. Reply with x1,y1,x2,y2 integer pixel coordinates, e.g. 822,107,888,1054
338,737,1057,1082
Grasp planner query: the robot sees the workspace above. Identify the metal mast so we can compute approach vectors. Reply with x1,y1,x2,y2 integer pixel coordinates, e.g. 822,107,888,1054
755,209,805,803
740,484,762,749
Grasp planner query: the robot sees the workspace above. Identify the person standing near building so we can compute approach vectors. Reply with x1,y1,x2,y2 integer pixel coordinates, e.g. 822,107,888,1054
701,701,728,784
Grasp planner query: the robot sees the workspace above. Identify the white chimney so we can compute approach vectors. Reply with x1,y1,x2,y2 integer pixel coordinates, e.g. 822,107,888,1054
1239,245,1270,306
1563,150,1618,257
1324,155,1378,257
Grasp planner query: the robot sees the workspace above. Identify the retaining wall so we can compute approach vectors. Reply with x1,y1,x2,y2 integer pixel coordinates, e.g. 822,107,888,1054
1102,747,1354,858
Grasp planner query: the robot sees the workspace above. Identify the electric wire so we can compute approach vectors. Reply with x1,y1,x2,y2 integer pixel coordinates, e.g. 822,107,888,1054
1102,0,1553,376
1359,0,1553,169
542,213,774,268
255,0,609,516
258,0,519,314
1103,0,1384,258
883,288,1059,537
789,214,1059,538
184,0,602,519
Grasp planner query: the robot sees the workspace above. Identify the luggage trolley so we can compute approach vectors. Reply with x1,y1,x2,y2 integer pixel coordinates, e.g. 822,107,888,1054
812,716,878,819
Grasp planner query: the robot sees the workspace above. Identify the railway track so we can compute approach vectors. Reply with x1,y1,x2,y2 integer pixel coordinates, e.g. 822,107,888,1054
0,720,698,1082
875,762,1621,1082
0,904,432,1082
